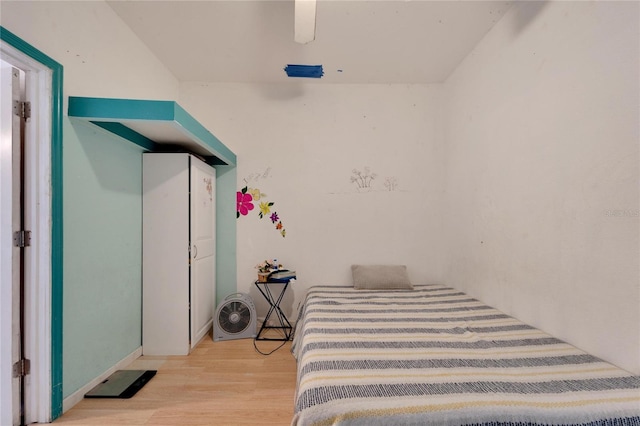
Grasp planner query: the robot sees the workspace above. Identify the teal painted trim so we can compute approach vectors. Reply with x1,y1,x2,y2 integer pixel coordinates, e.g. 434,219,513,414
68,96,174,121
68,97,237,166
0,26,64,420
50,58,64,422
90,121,158,152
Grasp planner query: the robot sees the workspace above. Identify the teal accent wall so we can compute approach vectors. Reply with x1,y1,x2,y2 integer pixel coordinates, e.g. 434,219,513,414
0,26,64,419
68,96,238,307
63,119,143,397
213,165,237,305
62,118,238,396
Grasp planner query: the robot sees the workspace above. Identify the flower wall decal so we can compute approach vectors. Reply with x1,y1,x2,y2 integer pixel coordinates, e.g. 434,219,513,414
351,167,377,189
236,186,287,237
259,201,273,218
383,176,399,191
203,177,213,201
236,188,254,217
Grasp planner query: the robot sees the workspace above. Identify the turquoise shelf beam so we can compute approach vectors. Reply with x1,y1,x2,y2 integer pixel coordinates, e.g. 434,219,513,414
68,97,236,166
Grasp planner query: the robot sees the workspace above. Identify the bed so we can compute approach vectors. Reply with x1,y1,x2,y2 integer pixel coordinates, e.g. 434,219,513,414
292,284,640,426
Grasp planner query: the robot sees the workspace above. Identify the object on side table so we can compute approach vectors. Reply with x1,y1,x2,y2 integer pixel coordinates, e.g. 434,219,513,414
268,269,296,282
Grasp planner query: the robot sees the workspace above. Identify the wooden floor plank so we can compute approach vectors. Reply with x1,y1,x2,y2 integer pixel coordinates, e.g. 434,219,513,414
53,337,296,425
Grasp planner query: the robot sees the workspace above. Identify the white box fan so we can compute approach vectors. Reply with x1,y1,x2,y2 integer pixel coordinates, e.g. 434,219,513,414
214,293,257,341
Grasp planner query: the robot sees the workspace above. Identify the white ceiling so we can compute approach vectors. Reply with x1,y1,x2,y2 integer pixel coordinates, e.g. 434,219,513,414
107,0,512,84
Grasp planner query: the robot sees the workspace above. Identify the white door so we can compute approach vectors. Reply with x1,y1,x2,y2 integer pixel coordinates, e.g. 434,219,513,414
1,42,54,425
189,157,216,347
0,60,23,426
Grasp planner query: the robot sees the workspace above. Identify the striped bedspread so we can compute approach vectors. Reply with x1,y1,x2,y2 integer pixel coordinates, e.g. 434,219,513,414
291,285,640,426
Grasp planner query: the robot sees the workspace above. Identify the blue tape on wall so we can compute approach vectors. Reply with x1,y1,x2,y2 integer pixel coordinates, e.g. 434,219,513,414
284,64,324,78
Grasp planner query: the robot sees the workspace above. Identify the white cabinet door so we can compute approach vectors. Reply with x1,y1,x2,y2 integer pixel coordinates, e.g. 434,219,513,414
142,154,190,355
189,158,216,348
143,153,216,355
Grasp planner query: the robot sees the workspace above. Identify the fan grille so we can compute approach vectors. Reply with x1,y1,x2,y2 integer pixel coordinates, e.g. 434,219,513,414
218,300,251,334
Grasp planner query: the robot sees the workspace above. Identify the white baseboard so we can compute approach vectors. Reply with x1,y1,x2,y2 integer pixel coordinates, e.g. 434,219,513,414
62,346,143,413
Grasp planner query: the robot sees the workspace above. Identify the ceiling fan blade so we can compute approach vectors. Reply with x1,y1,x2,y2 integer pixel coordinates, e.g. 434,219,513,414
295,0,317,44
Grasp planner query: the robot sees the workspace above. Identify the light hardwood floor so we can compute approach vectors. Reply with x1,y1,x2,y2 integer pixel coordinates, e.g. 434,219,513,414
52,335,297,425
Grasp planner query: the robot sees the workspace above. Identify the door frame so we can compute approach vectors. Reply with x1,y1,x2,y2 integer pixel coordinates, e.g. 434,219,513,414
0,26,64,422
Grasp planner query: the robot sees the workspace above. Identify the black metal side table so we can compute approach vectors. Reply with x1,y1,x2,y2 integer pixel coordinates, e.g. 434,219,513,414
254,280,293,341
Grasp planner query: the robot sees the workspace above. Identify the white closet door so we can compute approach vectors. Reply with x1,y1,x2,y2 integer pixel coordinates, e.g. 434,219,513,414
142,154,190,355
189,157,216,348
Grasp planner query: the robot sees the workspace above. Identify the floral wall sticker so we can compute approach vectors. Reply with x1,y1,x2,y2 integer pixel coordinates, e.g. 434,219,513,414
383,176,399,191
203,177,213,201
236,188,254,216
326,166,402,195
350,167,377,190
236,186,286,237
243,166,272,185
348,166,400,192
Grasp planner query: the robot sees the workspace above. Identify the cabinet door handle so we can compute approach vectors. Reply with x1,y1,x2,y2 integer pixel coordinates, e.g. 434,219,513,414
193,245,198,259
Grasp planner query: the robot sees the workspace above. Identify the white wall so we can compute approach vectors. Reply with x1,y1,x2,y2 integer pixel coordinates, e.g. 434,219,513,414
443,1,639,373
180,83,445,317
0,0,178,104
1,0,180,401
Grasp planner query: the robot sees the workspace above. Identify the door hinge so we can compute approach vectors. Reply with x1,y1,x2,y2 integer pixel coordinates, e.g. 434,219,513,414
13,100,31,119
12,359,31,378
13,230,31,248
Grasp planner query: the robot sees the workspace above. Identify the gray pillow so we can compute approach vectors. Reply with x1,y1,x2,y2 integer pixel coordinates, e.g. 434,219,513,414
351,264,413,290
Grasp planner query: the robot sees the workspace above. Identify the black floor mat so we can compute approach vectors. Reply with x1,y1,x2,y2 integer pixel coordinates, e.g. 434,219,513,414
84,370,156,399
